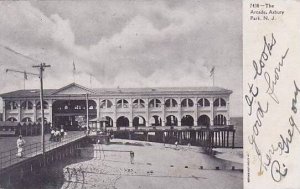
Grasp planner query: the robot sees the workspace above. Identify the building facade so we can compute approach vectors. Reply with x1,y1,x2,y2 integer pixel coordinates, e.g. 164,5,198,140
0,83,232,129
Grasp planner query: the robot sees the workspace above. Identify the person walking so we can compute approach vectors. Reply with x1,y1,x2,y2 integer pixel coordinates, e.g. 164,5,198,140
16,135,25,158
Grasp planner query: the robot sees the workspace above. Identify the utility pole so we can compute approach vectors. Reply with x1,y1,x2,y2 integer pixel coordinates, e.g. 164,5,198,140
32,63,51,157
6,69,38,89
2,45,50,158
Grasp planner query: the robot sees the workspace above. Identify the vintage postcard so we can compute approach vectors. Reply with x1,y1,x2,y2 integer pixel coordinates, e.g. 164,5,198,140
0,0,251,188
244,0,300,188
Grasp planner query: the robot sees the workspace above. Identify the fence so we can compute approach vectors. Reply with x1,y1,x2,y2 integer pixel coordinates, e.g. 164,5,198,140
0,131,86,172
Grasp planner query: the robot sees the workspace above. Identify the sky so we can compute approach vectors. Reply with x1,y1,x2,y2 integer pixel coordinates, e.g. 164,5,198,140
0,0,242,116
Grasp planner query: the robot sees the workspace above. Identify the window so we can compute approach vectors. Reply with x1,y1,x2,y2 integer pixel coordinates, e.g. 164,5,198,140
116,99,129,108
133,99,145,108
21,101,33,110
181,98,194,107
149,99,161,108
165,98,178,108
36,101,49,109
197,98,210,107
5,101,18,110
100,99,113,108
213,98,226,107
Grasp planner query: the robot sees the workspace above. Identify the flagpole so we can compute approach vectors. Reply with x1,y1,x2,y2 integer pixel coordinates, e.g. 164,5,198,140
90,74,93,88
73,60,76,83
210,66,215,87
24,71,27,90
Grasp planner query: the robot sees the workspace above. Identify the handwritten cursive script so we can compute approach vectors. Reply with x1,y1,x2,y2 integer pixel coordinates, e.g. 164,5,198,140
264,48,289,104
245,33,299,182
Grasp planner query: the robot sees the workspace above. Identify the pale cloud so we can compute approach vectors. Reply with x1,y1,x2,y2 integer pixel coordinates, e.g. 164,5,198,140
51,14,75,49
0,0,242,116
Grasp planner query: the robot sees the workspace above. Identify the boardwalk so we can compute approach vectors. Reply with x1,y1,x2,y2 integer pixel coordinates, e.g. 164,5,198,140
0,131,86,172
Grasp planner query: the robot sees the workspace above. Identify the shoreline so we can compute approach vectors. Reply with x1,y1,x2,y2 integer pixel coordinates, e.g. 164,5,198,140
59,139,243,189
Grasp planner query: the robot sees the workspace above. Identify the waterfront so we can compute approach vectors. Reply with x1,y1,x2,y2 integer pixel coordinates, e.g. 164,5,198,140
40,139,242,189
0,117,243,188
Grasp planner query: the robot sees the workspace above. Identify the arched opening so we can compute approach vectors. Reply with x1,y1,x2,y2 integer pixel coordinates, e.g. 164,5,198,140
116,99,129,108
166,115,178,126
132,99,145,108
165,98,178,108
213,98,226,107
100,99,113,108
214,114,227,125
197,98,210,107
5,101,18,110
149,115,162,126
21,117,32,123
52,99,97,130
181,115,194,126
116,116,129,127
181,98,194,107
36,101,49,109
133,116,146,127
21,101,33,110
149,99,161,108
104,116,114,127
6,117,17,122
198,115,210,127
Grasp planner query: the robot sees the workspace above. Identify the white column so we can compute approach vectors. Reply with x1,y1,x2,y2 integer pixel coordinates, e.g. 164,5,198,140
18,101,21,122
162,97,165,126
210,97,214,126
145,98,149,126
129,98,133,127
49,100,53,123
2,101,6,121
227,99,230,125
194,97,198,126
178,97,182,126
113,98,117,127
33,102,37,122
97,98,101,120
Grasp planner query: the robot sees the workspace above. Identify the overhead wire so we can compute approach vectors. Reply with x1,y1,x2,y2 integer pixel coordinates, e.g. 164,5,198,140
0,43,41,63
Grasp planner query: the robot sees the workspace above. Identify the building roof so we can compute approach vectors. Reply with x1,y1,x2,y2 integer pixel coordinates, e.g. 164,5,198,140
0,89,56,98
0,83,232,99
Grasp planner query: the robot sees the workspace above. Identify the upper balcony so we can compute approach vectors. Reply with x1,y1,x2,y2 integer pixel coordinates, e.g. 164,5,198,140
181,98,194,111
213,98,228,111
148,98,162,112
5,101,18,114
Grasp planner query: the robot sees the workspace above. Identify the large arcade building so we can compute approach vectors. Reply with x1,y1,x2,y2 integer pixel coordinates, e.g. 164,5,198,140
0,83,232,130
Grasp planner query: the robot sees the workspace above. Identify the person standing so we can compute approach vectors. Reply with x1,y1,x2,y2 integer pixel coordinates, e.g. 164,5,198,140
50,128,55,141
60,126,65,140
130,151,134,164
55,128,61,142
86,125,90,136
16,135,25,158
175,141,178,149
